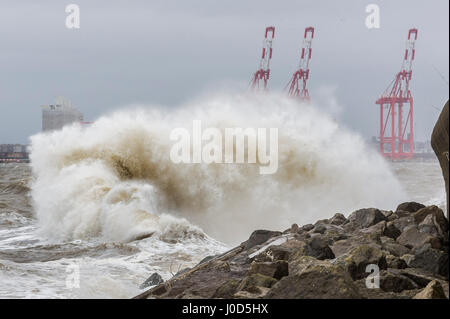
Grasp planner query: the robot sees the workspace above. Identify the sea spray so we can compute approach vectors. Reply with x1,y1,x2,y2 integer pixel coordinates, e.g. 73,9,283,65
29,93,407,244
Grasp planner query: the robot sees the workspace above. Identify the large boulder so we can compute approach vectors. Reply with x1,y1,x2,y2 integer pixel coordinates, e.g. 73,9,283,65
413,280,447,299
407,244,448,277
248,261,288,280
431,100,449,218
391,216,417,232
242,230,282,250
329,213,347,226
384,221,402,240
396,202,425,214
252,245,293,262
331,232,382,258
386,254,407,269
213,279,241,298
346,208,387,229
340,245,387,280
266,256,361,299
381,237,410,257
414,206,448,235
396,226,441,250
303,236,335,260
379,270,419,293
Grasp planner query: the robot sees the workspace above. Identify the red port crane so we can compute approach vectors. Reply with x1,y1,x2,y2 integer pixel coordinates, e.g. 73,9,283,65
376,28,418,160
286,27,314,102
250,26,275,91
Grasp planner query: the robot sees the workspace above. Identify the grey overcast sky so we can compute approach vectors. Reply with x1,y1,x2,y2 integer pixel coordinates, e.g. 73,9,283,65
0,0,448,144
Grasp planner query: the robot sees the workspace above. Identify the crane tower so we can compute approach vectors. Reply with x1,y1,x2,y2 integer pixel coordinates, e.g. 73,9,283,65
250,26,275,91
376,28,418,160
286,27,314,102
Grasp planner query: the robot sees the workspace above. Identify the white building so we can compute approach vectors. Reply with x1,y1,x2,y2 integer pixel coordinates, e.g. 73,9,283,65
41,96,83,132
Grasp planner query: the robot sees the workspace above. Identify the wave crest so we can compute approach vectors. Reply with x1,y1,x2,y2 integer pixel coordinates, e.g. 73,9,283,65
29,93,406,244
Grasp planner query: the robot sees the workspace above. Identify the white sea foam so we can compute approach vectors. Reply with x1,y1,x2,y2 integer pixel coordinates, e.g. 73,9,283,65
29,93,407,244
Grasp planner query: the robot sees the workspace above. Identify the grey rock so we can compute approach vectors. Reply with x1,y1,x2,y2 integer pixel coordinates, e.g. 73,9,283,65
313,224,327,234
242,230,282,250
396,226,441,250
413,280,447,299
266,256,361,299
340,245,387,280
329,213,347,226
396,202,425,214
248,261,289,280
305,236,335,260
414,205,448,234
347,208,387,229
384,221,401,240
408,244,448,277
392,216,417,232
386,254,407,269
379,270,419,293
301,224,314,232
140,272,164,289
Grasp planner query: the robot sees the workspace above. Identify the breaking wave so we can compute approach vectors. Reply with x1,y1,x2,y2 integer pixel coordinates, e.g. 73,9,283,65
29,93,406,244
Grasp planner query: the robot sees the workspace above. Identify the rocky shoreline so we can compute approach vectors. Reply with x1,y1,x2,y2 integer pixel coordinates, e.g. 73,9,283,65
135,202,449,299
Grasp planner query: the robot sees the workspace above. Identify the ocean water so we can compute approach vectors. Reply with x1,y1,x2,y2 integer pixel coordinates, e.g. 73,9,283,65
0,94,446,298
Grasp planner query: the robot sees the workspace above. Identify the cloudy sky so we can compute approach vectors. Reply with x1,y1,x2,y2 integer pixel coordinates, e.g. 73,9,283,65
0,0,448,144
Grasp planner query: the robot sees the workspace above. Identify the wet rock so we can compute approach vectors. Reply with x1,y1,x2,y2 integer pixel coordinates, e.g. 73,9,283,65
418,214,441,237
213,279,240,298
341,245,387,280
301,224,314,232
140,272,164,289
391,268,449,296
387,213,399,221
331,233,381,258
238,274,277,292
329,213,347,226
290,223,299,233
360,221,386,237
305,236,335,260
414,206,449,235
266,256,361,299
280,239,308,252
347,208,387,229
381,237,410,257
396,202,425,214
321,228,348,246
253,245,293,262
242,230,282,250
396,226,441,250
386,254,407,269
384,221,401,240
400,254,415,266
413,280,447,299
135,200,449,300
197,255,216,265
396,210,414,218
392,216,417,232
379,270,419,293
381,210,393,218
174,267,191,278
290,236,335,261
314,218,330,225
313,224,327,234
355,279,420,299
248,261,288,280
233,287,270,299
407,244,448,277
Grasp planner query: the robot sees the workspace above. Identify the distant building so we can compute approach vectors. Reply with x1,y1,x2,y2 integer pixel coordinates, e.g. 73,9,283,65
41,96,84,131
0,144,29,162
